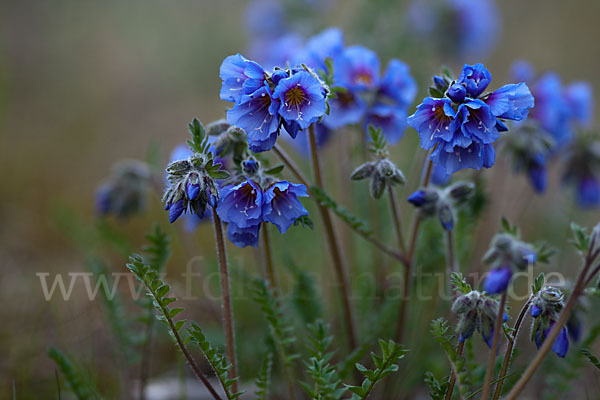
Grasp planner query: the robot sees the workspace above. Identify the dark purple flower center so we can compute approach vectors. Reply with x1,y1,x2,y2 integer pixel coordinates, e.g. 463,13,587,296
285,86,307,107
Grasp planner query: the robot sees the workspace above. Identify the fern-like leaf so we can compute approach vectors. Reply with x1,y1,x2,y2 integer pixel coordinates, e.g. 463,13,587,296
310,186,373,237
300,320,346,400
49,347,102,400
254,352,273,400
345,339,408,399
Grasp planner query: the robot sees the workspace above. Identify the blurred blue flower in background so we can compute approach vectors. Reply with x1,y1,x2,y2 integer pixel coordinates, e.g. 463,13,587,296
407,0,500,60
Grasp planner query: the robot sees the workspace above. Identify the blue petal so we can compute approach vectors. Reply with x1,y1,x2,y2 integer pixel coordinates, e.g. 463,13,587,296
263,181,309,233
530,305,542,318
457,64,492,98
273,71,327,129
485,83,534,121
551,326,569,358
168,199,185,223
226,223,261,248
483,266,513,294
365,103,408,144
378,59,417,108
335,45,380,90
576,175,600,208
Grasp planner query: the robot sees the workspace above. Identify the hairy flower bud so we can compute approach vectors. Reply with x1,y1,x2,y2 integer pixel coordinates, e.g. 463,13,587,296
530,286,569,357
452,290,505,346
163,153,223,223
351,161,376,180
96,160,151,219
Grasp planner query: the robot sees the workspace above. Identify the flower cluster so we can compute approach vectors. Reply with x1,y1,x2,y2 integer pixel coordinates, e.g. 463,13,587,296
482,233,537,294
216,175,309,248
511,60,593,149
501,122,554,193
407,0,500,60
452,290,507,347
96,160,151,219
237,27,417,144
324,43,417,143
408,64,534,174
530,286,569,358
562,136,600,208
220,54,329,153
407,181,475,230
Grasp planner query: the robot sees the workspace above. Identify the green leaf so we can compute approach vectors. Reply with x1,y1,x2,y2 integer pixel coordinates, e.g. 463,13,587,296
293,215,314,230
532,272,545,294
264,165,285,175
49,347,102,400
310,186,373,237
581,349,600,370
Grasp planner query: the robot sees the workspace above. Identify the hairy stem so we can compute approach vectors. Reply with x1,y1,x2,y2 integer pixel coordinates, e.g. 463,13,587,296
273,143,405,264
395,157,434,343
445,229,457,294
505,247,600,400
492,298,531,400
444,340,464,400
261,222,278,289
211,209,239,394
308,124,357,350
481,291,507,400
388,186,407,254
138,314,155,400
151,282,223,400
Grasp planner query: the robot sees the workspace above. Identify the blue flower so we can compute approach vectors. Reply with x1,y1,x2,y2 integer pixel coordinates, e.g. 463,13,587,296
484,83,535,121
365,104,408,144
322,90,366,130
293,27,344,72
483,265,513,294
335,45,380,91
263,182,309,233
377,59,417,109
408,98,458,150
227,85,280,153
576,175,600,208
217,178,264,229
530,305,542,318
226,223,261,248
431,164,452,186
527,155,547,193
564,82,594,127
457,63,492,98
407,0,500,59
219,54,266,103
244,0,285,38
407,190,427,206
534,322,569,358
272,70,327,129
408,64,533,174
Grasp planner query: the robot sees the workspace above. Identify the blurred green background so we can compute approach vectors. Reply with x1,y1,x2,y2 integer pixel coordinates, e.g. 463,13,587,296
2,0,600,398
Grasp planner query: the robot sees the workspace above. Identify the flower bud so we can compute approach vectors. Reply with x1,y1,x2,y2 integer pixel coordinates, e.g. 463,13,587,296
96,160,151,219
447,83,466,103
350,162,375,180
206,119,230,136
438,202,454,231
447,181,475,203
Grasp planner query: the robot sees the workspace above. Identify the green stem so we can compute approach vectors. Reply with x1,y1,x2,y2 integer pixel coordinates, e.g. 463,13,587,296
395,156,434,343
505,247,600,400
273,143,405,264
481,290,507,400
388,186,407,254
308,124,357,350
146,276,223,400
211,209,239,395
261,222,277,289
445,229,457,293
444,340,465,400
492,298,531,400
